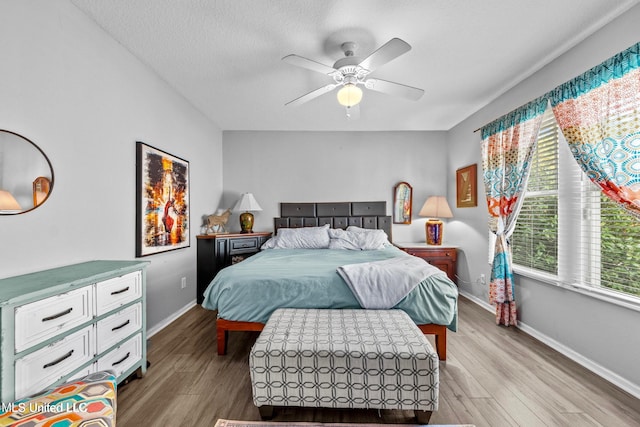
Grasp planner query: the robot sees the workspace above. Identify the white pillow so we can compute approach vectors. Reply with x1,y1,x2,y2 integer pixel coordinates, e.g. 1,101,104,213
262,224,330,249
328,228,388,250
260,237,278,249
347,225,386,235
346,226,389,242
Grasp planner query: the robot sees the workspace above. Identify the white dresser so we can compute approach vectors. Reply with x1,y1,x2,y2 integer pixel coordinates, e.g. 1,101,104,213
0,260,149,402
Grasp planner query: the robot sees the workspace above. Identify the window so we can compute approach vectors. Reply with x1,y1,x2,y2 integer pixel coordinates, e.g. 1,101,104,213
511,108,558,274
581,189,640,296
511,108,640,299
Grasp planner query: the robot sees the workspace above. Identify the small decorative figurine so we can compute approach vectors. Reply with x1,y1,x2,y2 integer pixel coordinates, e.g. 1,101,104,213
205,209,231,234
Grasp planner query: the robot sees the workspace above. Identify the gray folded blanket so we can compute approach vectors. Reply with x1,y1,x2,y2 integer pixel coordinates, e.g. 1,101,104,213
337,255,443,309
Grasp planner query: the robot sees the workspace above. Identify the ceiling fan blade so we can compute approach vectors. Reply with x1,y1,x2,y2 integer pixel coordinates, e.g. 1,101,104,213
285,84,337,107
365,78,424,101
282,54,338,75
345,104,360,120
357,38,411,73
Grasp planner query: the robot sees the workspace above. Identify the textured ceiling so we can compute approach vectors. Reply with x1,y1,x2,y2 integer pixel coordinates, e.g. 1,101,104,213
70,0,638,131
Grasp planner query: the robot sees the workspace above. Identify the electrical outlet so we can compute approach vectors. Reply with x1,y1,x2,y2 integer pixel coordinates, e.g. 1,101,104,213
181,277,187,289
479,274,486,285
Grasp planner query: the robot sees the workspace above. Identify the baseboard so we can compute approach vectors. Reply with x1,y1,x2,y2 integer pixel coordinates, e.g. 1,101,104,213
459,290,494,313
516,321,640,399
458,290,640,399
147,299,197,338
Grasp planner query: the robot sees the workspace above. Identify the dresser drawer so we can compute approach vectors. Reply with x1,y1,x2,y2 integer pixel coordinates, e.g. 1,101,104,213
229,237,260,254
14,286,94,353
15,325,95,400
96,271,142,316
405,248,457,260
96,302,142,354
97,333,142,378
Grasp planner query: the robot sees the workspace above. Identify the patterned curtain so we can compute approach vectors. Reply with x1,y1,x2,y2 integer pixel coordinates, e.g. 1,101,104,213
549,42,640,219
480,97,548,326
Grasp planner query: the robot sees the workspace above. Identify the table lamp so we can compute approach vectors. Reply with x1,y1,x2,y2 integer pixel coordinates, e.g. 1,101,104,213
419,196,453,245
233,192,262,233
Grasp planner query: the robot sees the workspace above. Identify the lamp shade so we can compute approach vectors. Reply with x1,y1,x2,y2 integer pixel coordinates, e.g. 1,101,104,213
336,84,363,107
419,196,453,219
419,196,452,245
0,190,21,211
232,193,263,212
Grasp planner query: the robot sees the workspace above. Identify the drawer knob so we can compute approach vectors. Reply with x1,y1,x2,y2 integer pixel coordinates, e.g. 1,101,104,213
42,307,73,322
43,350,74,369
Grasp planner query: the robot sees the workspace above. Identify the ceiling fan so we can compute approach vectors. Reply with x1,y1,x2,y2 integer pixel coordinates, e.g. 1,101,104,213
282,38,424,119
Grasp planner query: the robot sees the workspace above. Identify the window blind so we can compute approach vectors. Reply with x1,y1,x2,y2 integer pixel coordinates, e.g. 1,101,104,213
561,91,640,298
511,108,558,274
512,108,640,299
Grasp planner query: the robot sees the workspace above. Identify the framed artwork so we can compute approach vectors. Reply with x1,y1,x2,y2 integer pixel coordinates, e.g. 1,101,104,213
456,163,478,208
136,142,190,257
393,181,413,224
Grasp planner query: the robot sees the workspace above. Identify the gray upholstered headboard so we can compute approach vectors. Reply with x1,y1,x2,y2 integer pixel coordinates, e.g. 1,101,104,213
274,201,392,240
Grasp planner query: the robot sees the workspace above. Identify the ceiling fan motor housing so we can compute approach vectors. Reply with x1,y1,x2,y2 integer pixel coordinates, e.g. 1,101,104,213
332,41,366,84
333,57,362,71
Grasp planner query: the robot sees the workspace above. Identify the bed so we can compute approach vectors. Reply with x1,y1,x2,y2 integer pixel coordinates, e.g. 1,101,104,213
201,201,458,360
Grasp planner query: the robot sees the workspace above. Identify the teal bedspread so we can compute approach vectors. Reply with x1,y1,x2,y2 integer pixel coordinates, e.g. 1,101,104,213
201,246,458,331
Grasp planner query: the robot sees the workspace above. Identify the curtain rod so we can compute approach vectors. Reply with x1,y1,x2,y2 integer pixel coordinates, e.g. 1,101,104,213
473,112,505,134
472,95,551,134
473,108,520,134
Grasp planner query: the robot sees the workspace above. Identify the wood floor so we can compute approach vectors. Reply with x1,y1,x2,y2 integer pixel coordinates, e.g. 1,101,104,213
117,297,640,426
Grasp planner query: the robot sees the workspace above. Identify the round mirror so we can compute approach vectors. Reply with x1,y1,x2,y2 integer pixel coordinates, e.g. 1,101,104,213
0,130,54,215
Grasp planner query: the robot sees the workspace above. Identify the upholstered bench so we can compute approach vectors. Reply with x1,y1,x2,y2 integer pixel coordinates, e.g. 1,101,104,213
249,308,438,423
0,371,116,426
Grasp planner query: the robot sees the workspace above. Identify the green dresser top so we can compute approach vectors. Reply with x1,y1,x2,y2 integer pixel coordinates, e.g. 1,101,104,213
0,260,150,305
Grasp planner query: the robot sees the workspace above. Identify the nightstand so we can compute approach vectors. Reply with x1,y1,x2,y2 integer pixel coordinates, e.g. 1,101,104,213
196,232,272,304
394,242,458,285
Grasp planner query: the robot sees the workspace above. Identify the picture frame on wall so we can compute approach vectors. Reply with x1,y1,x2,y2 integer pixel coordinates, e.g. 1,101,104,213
136,142,190,257
456,163,478,208
393,181,413,224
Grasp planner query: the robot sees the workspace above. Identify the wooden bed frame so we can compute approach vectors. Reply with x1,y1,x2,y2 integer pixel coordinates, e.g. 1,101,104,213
217,319,448,360
215,201,449,360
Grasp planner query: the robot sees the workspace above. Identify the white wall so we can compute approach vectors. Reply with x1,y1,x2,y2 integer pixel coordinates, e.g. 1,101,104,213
0,0,224,331
222,130,449,243
446,4,640,396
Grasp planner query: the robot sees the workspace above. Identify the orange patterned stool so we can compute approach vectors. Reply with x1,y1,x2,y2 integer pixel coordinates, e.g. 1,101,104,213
0,371,116,426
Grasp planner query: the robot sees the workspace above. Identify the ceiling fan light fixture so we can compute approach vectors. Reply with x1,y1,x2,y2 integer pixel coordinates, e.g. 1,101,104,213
336,84,363,107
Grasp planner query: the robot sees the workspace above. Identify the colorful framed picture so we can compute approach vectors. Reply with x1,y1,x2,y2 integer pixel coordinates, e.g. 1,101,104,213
393,181,413,224
456,163,477,208
136,142,190,257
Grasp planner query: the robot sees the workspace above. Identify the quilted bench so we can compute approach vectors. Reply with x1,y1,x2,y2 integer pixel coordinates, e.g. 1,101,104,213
249,308,439,423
